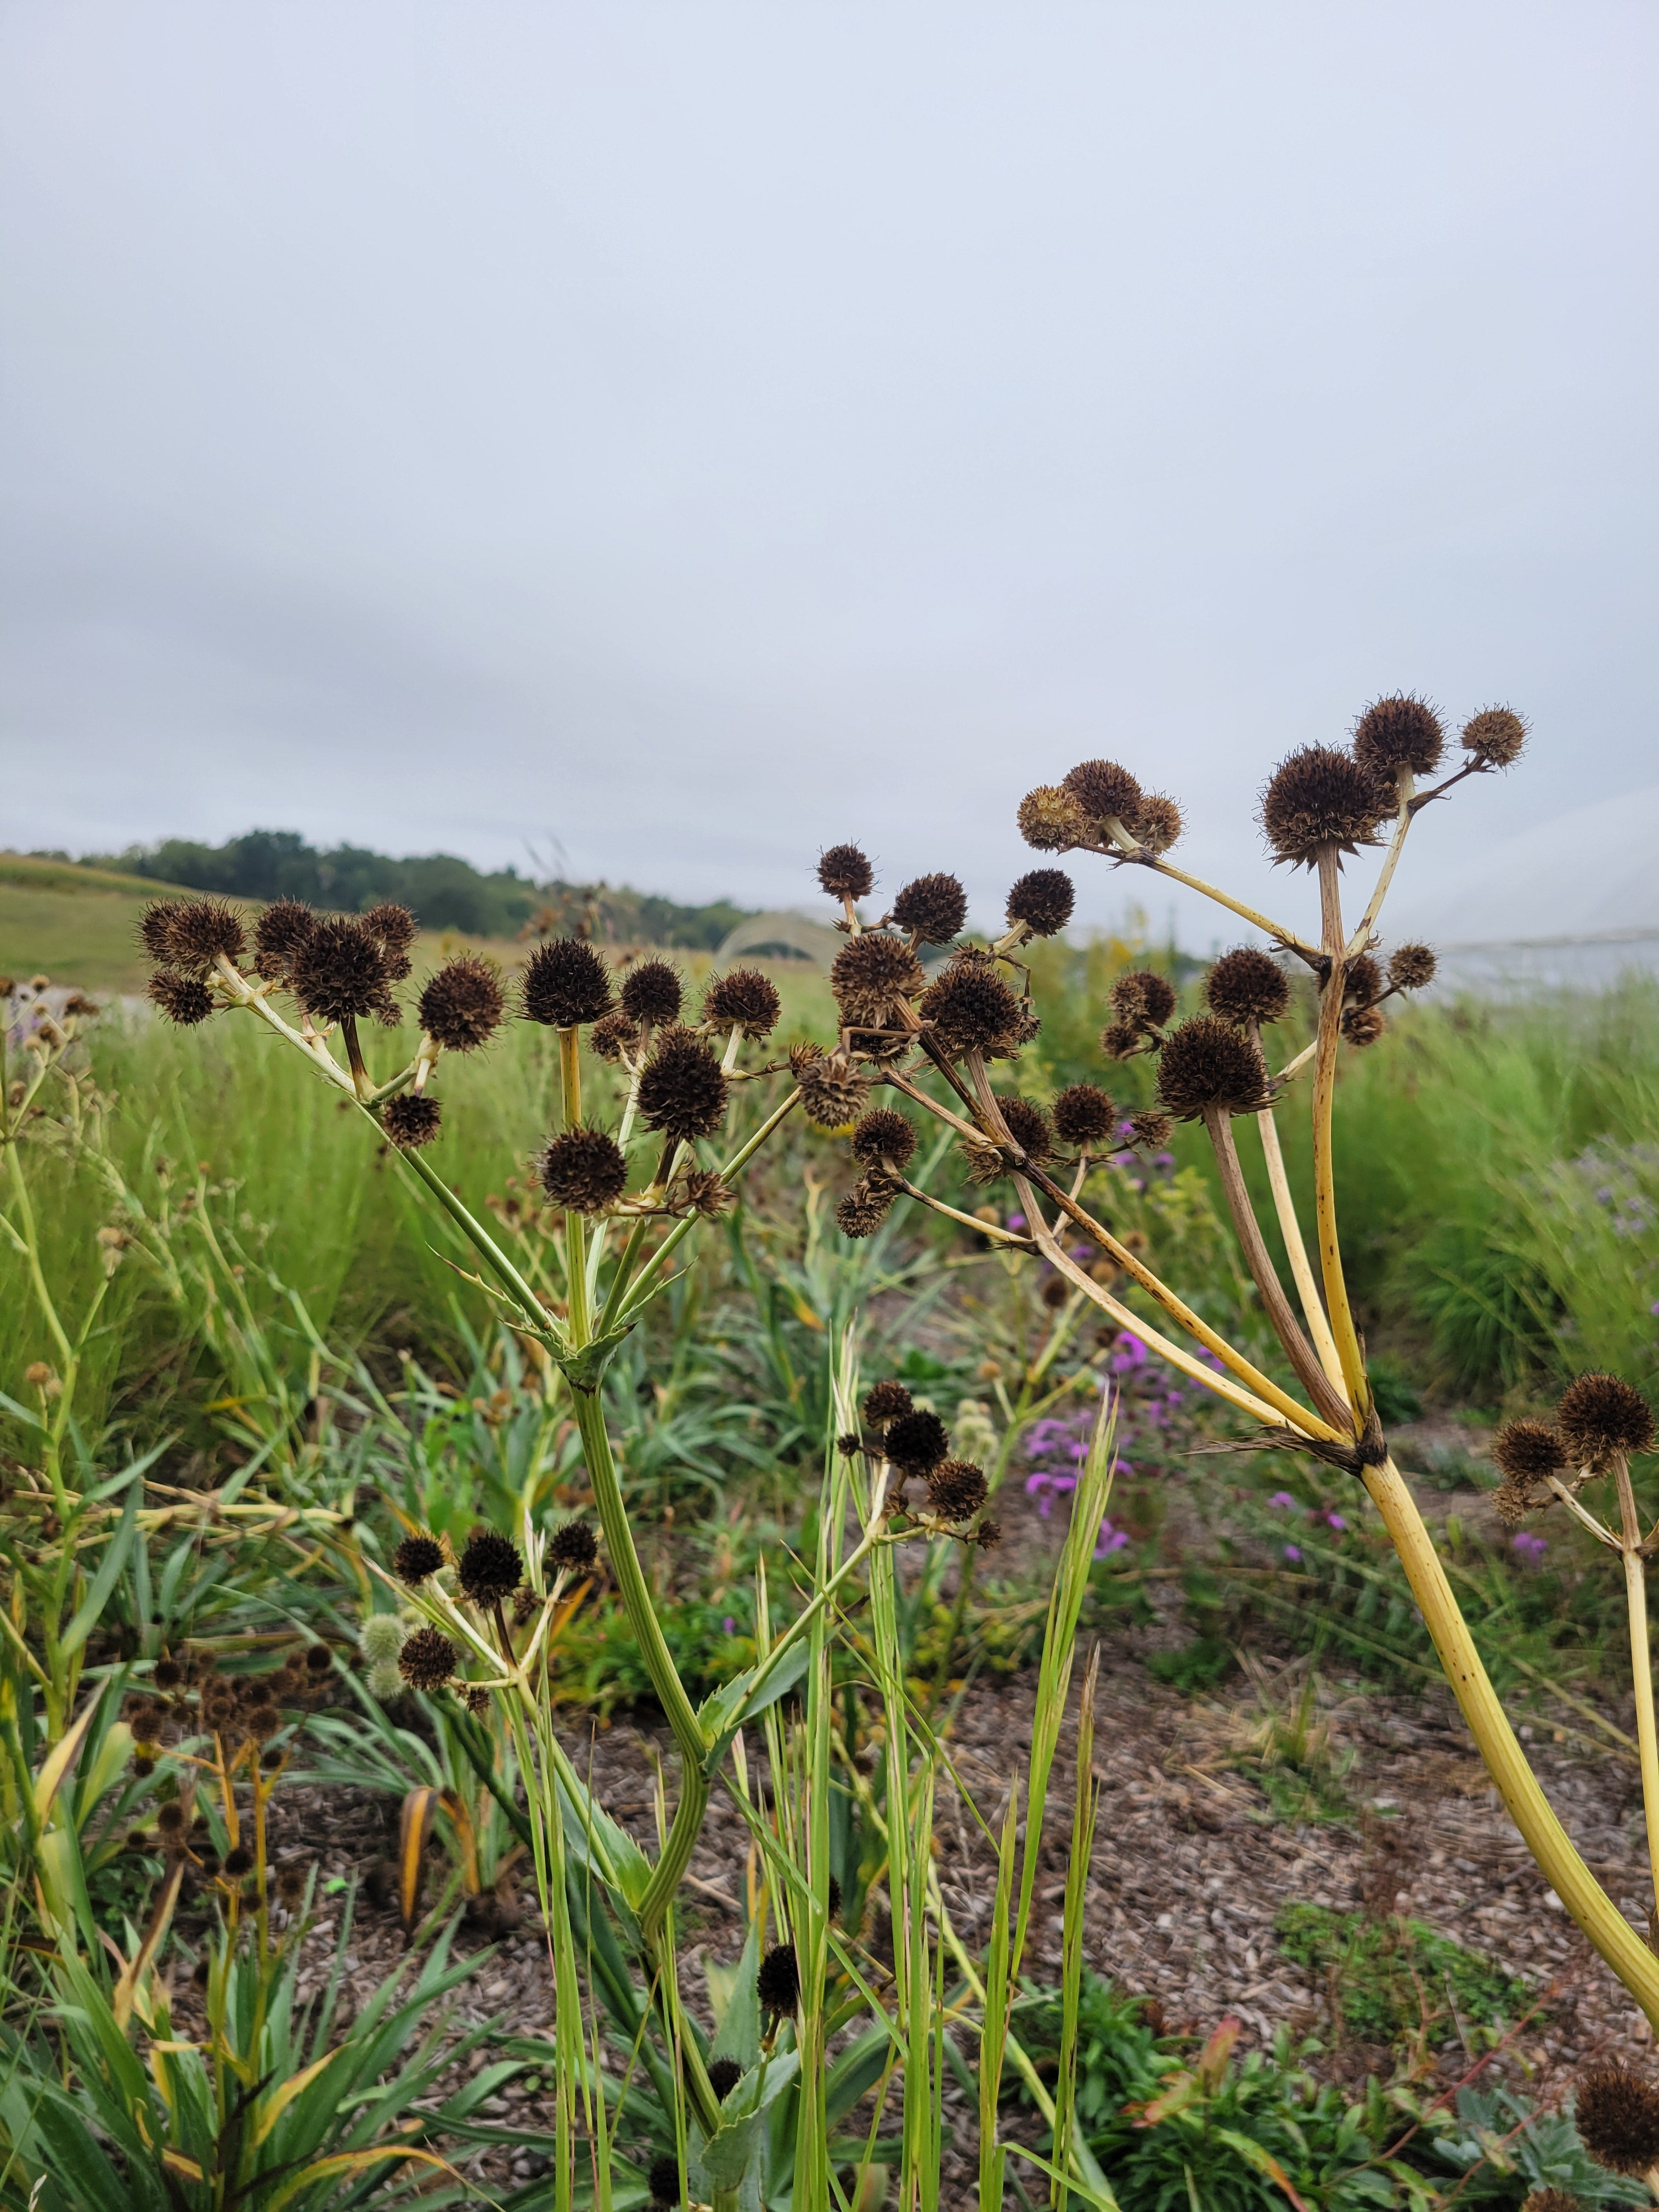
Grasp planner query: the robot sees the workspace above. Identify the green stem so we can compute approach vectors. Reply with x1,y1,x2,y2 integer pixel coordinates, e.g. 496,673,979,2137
614,1087,802,1326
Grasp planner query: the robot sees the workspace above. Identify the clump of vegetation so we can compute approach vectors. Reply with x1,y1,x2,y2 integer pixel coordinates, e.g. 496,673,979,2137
1274,1903,1533,2051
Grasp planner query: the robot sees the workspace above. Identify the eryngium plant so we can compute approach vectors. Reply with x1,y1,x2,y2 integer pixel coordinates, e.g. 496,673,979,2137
817,698,1659,2036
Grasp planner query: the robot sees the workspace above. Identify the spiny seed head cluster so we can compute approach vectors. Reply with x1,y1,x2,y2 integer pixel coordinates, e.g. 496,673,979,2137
457,1529,522,1605
927,1458,988,1521
1131,793,1184,853
836,1175,900,1238
1344,954,1383,1007
590,1010,639,1062
393,1533,445,1584
157,898,248,974
1006,869,1075,938
884,1408,950,1474
1130,1109,1173,1149
1352,694,1445,778
382,1094,442,1148
864,1380,913,1426
994,1092,1053,1164
1556,1372,1655,1471
363,902,417,972
1053,1082,1115,1147
1575,2062,1659,2175
852,1108,917,1169
419,956,505,1052
1205,948,1290,1029
1491,1418,1564,1525
703,968,781,1037
540,1126,628,1213
548,1520,600,1574
639,1032,729,1142
890,872,967,944
253,898,318,980
1462,706,1527,768
1017,785,1091,851
1341,1005,1387,1048
522,939,614,1028
1064,758,1143,827
795,1049,871,1129
818,844,873,900
1388,943,1437,991
1260,745,1392,868
831,930,926,1026
398,1626,458,1692
620,959,683,1026
920,955,1023,1058
1155,1016,1275,1121
292,916,401,1026
148,970,216,1026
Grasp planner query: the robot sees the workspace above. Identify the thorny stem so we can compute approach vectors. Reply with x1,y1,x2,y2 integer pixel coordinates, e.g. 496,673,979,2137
1613,1455,1659,1918
1311,850,1368,1419
1252,1102,1346,1393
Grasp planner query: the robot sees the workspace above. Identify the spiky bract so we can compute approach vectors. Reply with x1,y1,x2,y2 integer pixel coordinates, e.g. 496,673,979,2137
139,900,185,962
638,1034,729,1142
818,844,873,900
540,1127,628,1212
148,971,216,1026
457,1530,523,1606
1461,707,1527,768
1155,1016,1275,1121
851,1108,917,1169
382,1094,442,1148
393,1534,444,1584
831,931,925,1026
1493,1419,1564,1485
1556,1374,1655,1471
1352,694,1445,778
419,956,504,1052
363,903,416,979
1260,746,1391,867
703,968,782,1037
890,872,967,943
522,939,613,1028
1342,1006,1386,1047
1006,868,1075,938
620,959,683,1026
1113,970,1177,1030
1205,948,1290,1028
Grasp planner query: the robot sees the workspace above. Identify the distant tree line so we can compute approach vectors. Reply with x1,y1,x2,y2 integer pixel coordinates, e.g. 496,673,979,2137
79,829,754,949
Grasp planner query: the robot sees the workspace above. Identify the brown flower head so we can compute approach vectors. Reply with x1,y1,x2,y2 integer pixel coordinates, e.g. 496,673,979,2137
1388,943,1437,992
419,956,505,1052
1130,1109,1173,1149
1114,970,1177,1031
757,1940,801,2016
992,1092,1053,1164
890,872,967,944
796,1051,871,1129
382,1094,442,1148
148,970,216,1026
1352,694,1446,779
975,1517,1003,1550
620,959,683,1027
703,968,782,1038
363,902,417,980
919,955,1023,1057
1063,758,1143,827
522,939,614,1028
163,899,246,975
1155,1016,1275,1121
884,1408,950,1475
818,844,874,900
1344,954,1383,1008
927,1459,988,1521
648,2154,684,2209
678,1169,735,1217
393,1533,444,1584
1341,1005,1387,1048
139,899,185,963
457,1529,523,1606
1205,948,1290,1029
1100,1020,1144,1061
1491,1420,1562,1521
1260,746,1392,867
1556,1373,1655,1471
831,931,926,1026
1017,785,1091,852
291,916,399,1026
864,1380,913,1426
836,1177,899,1239
222,1844,255,1878
548,1520,599,1575
1129,793,1184,854
539,1127,628,1214
590,1009,639,1063
851,1108,917,1170
639,1033,730,1143
1052,1082,1115,1147
708,2057,742,2102
1461,706,1527,769
253,898,317,980
398,1627,458,1692
1005,869,1075,939
1576,2062,1659,2175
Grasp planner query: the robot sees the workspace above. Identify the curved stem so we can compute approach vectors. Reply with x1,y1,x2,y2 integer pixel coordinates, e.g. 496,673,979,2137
1252,1104,1345,1394
1311,851,1367,1417
1126,853,1321,963
1614,1457,1659,1917
1345,772,1414,958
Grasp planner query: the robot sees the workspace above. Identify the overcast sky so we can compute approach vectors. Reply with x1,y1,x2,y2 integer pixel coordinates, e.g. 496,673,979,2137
3,2,1655,941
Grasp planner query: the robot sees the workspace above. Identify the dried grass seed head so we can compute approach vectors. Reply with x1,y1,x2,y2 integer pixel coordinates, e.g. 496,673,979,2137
817,843,874,900
589,1009,639,1063
1461,706,1527,769
703,967,781,1037
620,958,683,1026
1205,947,1290,1028
1493,1419,1565,1485
1556,1373,1655,1470
884,1407,950,1474
1388,943,1437,992
758,1940,801,2015
1017,785,1091,851
831,930,926,1026
540,1126,628,1213
1130,792,1184,854
1005,868,1075,938
1341,1005,1387,1048
864,1380,913,1426
1260,745,1392,867
890,871,967,944
796,1051,871,1129
994,1091,1053,1164
148,970,216,1026
1575,2062,1659,2175
1053,1082,1115,1147
291,916,399,1025
1344,954,1383,1008
919,955,1023,1057
1155,1016,1276,1120
1352,694,1446,778
382,1094,442,1148
548,1520,599,1574
253,898,317,979
398,1627,458,1691
851,1107,917,1169
836,1178,899,1238
638,1032,730,1142
927,1459,989,1520
419,955,505,1052
393,1533,444,1584
522,938,614,1028
1063,758,1143,827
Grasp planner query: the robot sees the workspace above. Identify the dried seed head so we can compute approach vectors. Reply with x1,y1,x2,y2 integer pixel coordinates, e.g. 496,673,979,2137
1260,746,1392,868
398,1627,458,1690
851,1108,917,1170
457,1529,523,1605
539,1126,628,1213
156,1801,185,1835
864,1380,913,1426
962,1138,1006,1184
927,1458,988,1521
975,1516,1003,1549
1352,694,1446,779
1556,1373,1656,1471
703,968,782,1038
1492,1480,1535,1528
417,956,504,1052
994,1092,1054,1164
1017,785,1091,852
1005,869,1075,939
164,899,247,975
138,900,185,962
245,1703,281,1741
884,1408,951,1475
639,1033,730,1143
304,1643,331,1673
620,959,684,1027
590,1011,640,1065
1100,1020,1144,1062
757,1939,802,2015
889,872,967,944
222,1845,254,1878
831,931,926,1026
708,2058,742,2101
648,2154,684,2208
1494,1419,1564,1484
276,1865,308,1906
1343,954,1383,1008
522,939,614,1028
1155,1016,1275,1121
1388,943,1437,992
1130,1109,1173,1149
818,844,874,900
548,1520,599,1574
1341,1005,1387,1048
836,1176,899,1239
1052,1082,1115,1147
362,902,416,981
1063,758,1143,826
678,1168,735,1217
154,1658,183,1690
253,899,317,980
291,917,399,1025
148,970,216,1026
1576,2062,1659,2175
796,1051,871,1130
1205,949,1290,1029
919,955,1023,1058
1114,970,1177,1031
1461,706,1527,769
1129,792,1184,854
393,1533,444,1585
382,1094,442,1149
